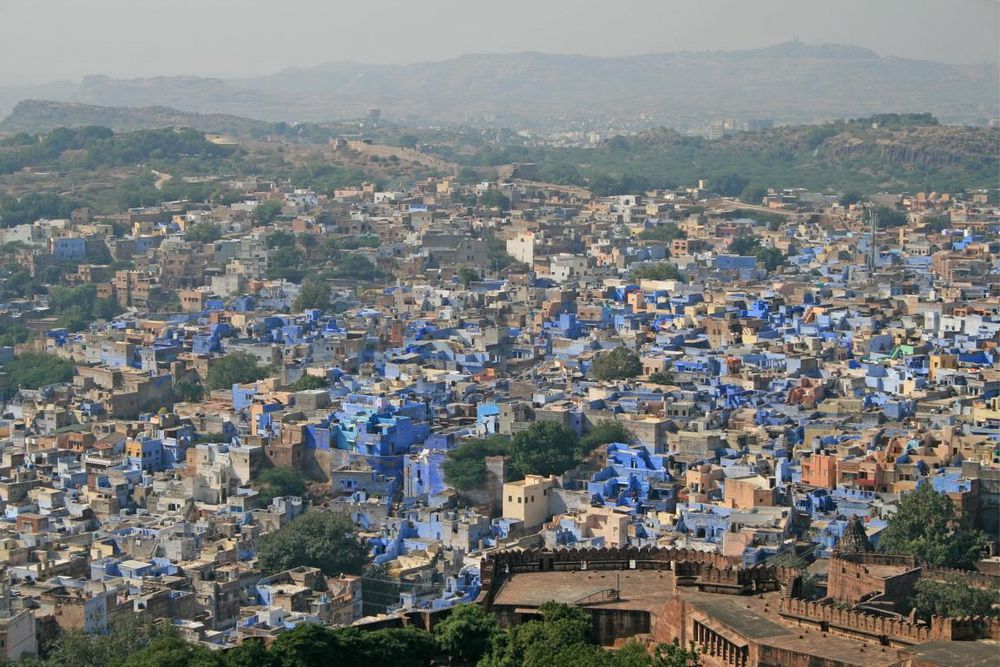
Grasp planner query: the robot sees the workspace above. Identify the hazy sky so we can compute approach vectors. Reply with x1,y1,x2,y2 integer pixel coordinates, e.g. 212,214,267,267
0,0,996,85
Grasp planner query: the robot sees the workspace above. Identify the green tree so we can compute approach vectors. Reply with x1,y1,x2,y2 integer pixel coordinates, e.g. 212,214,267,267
591,347,642,381
839,191,862,206
266,623,339,667
255,200,284,225
1,352,74,389
875,206,908,228
639,223,686,242
443,435,511,490
225,639,278,667
257,466,307,505
608,641,655,667
728,235,761,255
482,602,593,667
922,215,951,233
324,235,380,251
206,352,270,390
753,246,785,272
0,324,31,348
909,577,999,621
44,614,176,667
479,190,511,210
648,371,675,385
397,134,420,148
173,379,204,403
361,563,402,616
579,420,632,453
714,173,749,197
265,622,439,667
739,183,768,204
330,254,382,281
293,280,331,312
267,246,305,282
650,641,702,667
184,222,222,244
257,511,368,576
458,266,479,287
340,627,439,667
879,483,989,569
632,262,684,282
96,295,124,321
266,229,297,249
485,233,517,271
123,634,225,667
433,604,499,664
509,422,580,478
291,374,329,391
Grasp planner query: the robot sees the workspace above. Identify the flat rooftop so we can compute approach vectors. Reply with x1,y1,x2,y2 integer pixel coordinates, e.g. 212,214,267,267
898,640,1000,667
492,570,674,613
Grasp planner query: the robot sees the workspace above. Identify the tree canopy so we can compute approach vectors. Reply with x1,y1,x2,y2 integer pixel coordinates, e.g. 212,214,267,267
639,223,686,243
713,173,750,198
580,420,632,453
480,601,595,667
726,235,785,271
257,511,369,576
256,466,307,505
839,191,862,206
206,352,271,390
479,190,511,210
591,347,642,381
47,283,124,331
290,374,330,391
909,577,999,622
1,352,75,389
458,266,480,287
632,262,684,282
255,200,284,225
443,435,511,491
25,600,698,667
433,603,499,664
728,235,761,255
293,280,331,312
184,222,222,244
878,483,989,569
328,254,383,281
739,183,768,204
647,371,675,386
509,421,581,478
266,246,305,282
875,206,908,228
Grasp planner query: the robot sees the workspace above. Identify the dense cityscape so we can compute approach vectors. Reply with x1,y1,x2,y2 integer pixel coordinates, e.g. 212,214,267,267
0,4,998,666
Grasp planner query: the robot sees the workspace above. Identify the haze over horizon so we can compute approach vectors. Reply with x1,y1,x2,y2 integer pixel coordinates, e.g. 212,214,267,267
0,0,997,86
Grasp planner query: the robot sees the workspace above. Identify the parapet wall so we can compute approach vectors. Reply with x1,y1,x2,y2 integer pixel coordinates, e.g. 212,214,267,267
923,566,1000,590
779,595,1000,645
477,546,798,608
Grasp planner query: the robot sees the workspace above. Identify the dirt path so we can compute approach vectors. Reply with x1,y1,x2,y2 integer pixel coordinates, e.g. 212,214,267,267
151,170,173,190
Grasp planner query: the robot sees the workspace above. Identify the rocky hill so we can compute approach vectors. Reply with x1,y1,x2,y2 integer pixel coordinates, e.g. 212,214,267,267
0,42,995,128
0,100,273,136
504,115,1000,194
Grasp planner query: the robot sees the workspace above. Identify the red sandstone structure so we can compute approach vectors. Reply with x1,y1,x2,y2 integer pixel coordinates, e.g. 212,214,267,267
476,546,1000,667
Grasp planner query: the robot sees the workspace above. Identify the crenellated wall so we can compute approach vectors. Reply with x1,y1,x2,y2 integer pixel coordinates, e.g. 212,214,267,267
778,596,1000,646
477,546,798,608
922,566,1000,590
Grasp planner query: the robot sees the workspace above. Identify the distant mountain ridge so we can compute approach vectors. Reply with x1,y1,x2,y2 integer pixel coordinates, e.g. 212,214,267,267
0,99,273,135
0,42,996,127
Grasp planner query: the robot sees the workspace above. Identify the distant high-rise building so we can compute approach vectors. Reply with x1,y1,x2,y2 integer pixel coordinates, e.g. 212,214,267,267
744,118,774,132
706,122,726,140
365,107,381,128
